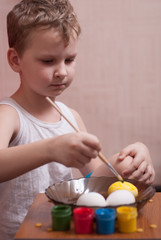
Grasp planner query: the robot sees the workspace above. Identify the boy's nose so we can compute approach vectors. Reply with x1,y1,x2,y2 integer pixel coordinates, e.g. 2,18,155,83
54,63,67,79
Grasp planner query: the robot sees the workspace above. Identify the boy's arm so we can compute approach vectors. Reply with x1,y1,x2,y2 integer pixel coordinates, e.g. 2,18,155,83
0,105,55,182
0,105,101,182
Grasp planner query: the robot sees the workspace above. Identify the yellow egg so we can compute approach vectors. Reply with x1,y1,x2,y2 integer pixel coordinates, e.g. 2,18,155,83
108,181,138,197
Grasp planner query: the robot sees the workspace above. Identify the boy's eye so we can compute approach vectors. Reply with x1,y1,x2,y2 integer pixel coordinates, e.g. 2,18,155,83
65,58,75,64
42,59,53,64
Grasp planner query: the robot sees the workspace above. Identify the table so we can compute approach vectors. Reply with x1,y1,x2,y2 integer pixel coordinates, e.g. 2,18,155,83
14,193,161,240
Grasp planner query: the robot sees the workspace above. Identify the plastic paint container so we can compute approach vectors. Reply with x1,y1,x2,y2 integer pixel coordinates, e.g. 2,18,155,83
95,208,116,234
51,205,71,231
73,207,94,234
116,206,137,233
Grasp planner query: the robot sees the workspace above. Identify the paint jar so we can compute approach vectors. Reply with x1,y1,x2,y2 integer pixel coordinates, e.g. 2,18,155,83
73,207,94,234
51,205,71,231
95,208,116,234
116,206,137,233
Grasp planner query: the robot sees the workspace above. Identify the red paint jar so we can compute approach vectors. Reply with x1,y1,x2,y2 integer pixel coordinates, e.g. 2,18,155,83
73,207,94,234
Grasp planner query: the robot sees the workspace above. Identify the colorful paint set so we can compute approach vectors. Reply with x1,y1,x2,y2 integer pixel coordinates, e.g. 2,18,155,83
51,205,137,234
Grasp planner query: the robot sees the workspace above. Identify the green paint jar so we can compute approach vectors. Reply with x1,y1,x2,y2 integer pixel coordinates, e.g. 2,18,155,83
51,205,72,231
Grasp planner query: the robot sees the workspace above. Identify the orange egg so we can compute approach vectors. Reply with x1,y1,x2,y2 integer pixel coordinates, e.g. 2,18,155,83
108,181,138,197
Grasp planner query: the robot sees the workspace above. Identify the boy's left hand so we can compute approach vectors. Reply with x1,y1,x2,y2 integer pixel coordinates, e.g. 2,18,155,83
118,142,155,185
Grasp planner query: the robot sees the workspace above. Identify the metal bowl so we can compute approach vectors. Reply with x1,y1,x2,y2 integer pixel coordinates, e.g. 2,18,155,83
45,176,155,210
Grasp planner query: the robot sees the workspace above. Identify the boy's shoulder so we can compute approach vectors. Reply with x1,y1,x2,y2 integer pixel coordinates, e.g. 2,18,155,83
0,97,20,113
0,98,21,125
0,98,20,135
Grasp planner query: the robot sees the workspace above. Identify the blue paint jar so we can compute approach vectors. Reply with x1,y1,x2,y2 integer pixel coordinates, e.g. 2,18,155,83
95,208,116,234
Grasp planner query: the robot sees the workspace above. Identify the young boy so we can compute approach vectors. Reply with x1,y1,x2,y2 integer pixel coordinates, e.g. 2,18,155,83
0,0,155,239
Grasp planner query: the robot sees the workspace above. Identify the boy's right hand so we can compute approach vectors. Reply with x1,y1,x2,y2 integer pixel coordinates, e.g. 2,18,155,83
48,132,101,168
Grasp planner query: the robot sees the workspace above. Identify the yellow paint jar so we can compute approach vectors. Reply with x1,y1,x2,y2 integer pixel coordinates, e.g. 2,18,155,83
116,206,137,233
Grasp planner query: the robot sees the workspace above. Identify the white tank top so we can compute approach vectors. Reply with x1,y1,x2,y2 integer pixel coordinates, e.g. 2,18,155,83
0,97,78,240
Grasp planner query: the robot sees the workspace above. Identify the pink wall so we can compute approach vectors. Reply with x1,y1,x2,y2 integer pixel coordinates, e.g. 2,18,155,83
1,0,161,185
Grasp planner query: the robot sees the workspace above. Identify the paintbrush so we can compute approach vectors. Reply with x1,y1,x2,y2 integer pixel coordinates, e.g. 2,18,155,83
46,96,124,182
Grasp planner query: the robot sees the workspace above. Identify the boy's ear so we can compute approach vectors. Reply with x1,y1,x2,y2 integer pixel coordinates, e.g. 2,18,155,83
7,48,21,73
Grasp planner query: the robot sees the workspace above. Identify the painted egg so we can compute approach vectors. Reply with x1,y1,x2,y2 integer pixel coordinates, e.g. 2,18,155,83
108,181,138,197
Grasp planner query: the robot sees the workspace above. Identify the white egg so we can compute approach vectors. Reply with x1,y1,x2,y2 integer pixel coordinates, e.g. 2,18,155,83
106,190,135,206
76,192,106,207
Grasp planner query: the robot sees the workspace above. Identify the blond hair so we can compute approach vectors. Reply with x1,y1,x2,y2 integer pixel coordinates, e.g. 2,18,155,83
7,0,81,56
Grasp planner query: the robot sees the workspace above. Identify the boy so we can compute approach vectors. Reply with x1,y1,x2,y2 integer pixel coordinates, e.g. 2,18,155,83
0,0,155,239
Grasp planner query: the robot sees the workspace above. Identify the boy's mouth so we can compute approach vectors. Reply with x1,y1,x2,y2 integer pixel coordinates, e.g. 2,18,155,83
50,83,66,89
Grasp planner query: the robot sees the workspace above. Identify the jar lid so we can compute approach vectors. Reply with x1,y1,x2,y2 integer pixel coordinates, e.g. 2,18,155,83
73,207,94,219
95,208,116,219
52,205,71,216
116,206,137,219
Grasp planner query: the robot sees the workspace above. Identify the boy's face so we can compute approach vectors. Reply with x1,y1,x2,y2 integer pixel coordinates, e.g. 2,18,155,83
17,28,78,98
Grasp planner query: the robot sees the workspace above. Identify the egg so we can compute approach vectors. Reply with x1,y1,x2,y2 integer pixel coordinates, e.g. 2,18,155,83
108,181,138,197
106,190,135,206
76,192,106,207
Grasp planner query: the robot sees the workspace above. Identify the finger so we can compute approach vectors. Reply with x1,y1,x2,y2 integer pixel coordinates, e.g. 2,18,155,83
145,175,155,185
69,133,100,162
122,154,145,176
145,166,155,185
80,143,99,159
122,161,138,177
124,163,146,179
139,164,152,180
132,161,148,178
118,144,137,160
138,172,151,183
129,168,149,181
122,166,136,178
129,164,152,183
82,133,101,152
